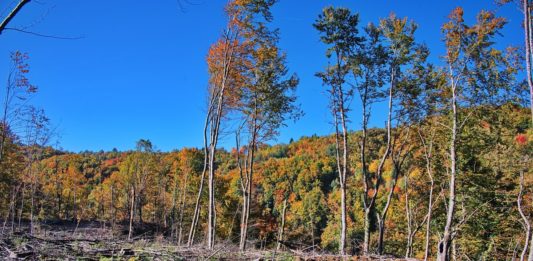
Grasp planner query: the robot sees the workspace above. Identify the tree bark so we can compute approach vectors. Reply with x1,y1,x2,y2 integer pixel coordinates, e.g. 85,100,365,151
363,70,394,255
518,170,531,261
438,69,458,261
405,171,413,258
418,128,435,261
206,29,236,250
276,197,288,251
239,131,256,251
187,110,209,246
128,186,135,241
523,0,533,124
237,115,258,252
377,166,399,255
17,184,25,230
329,48,348,256
177,169,189,246
30,176,35,235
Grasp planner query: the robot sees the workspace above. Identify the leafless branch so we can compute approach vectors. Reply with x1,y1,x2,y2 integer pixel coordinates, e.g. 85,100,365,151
0,0,31,35
4,27,84,40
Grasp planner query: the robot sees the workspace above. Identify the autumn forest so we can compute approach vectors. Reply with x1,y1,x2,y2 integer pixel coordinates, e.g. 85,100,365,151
0,0,532,260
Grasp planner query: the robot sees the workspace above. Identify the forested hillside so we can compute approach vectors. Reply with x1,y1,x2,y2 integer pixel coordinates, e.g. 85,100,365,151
1,0,532,260
1,105,531,259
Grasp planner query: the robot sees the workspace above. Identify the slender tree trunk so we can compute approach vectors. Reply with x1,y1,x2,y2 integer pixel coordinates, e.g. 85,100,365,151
206,29,236,250
330,48,348,256
170,172,179,239
405,171,413,258
2,186,17,234
128,186,135,241
378,166,399,255
239,127,257,252
363,72,394,255
518,170,531,261
418,128,435,261
523,0,533,124
438,73,458,261
177,170,189,246
333,102,347,256
363,208,371,254
0,69,13,164
424,177,435,260
187,111,210,246
30,178,35,235
339,177,346,255
239,178,251,251
239,184,250,251
339,103,348,257
10,186,18,233
207,142,217,249
73,190,77,222
111,184,115,230
527,233,533,261
18,184,25,230
276,197,288,251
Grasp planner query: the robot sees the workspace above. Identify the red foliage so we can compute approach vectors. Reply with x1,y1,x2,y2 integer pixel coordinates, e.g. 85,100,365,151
515,134,528,145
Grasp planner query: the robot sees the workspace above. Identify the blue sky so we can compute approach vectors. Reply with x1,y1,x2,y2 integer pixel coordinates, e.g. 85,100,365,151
0,0,524,152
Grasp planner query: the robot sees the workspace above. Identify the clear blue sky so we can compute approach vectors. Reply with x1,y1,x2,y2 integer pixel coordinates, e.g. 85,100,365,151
0,0,524,152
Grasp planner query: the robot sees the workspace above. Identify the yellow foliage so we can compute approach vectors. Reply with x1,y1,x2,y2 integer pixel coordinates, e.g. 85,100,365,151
369,160,379,173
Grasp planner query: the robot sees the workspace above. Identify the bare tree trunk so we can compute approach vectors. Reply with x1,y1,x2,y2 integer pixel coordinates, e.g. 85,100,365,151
111,184,116,230
363,71,394,255
404,169,413,258
73,190,77,222
329,48,349,256
170,172,179,239
276,197,288,251
417,128,435,261
404,167,428,259
239,142,255,251
378,161,400,255
361,94,371,254
128,186,135,241
18,184,25,230
206,30,235,249
239,184,250,251
518,170,531,261
424,175,435,260
10,186,18,233
2,186,17,234
527,231,533,261
187,112,210,247
524,9,533,260
207,142,217,249
238,124,257,252
405,171,414,258
177,170,189,246
438,70,458,261
30,178,35,235
523,0,533,124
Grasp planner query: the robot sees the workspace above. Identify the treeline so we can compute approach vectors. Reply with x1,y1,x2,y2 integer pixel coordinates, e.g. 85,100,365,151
0,107,530,260
1,0,532,260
